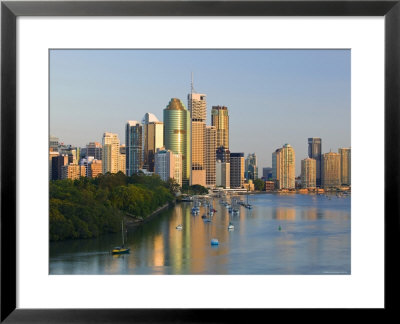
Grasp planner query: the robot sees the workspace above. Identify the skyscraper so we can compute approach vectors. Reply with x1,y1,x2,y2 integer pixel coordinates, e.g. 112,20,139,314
125,121,142,176
272,144,295,189
141,113,164,172
339,148,351,186
205,126,216,188
102,132,120,174
308,138,322,187
163,98,191,186
230,152,245,188
211,106,229,149
188,91,207,187
245,153,258,181
301,157,316,188
322,152,341,189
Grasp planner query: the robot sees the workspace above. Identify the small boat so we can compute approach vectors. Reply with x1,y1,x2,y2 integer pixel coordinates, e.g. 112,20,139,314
112,220,130,255
228,223,234,230
112,246,130,254
211,238,219,245
176,224,183,230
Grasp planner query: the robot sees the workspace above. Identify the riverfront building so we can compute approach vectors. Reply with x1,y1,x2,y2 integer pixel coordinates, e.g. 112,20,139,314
245,153,258,181
322,152,341,189
205,126,217,188
211,106,229,149
308,138,322,187
188,92,207,187
339,148,351,186
216,160,230,189
154,148,182,186
301,157,316,188
230,152,245,188
264,181,275,192
163,98,191,186
272,144,296,189
125,121,142,176
102,132,121,174
141,113,164,172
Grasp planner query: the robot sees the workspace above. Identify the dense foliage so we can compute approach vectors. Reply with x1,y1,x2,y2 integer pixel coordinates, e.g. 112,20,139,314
254,178,265,191
50,172,174,241
181,184,209,195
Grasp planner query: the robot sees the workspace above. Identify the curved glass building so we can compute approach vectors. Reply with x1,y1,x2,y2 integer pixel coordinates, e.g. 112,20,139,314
163,98,191,186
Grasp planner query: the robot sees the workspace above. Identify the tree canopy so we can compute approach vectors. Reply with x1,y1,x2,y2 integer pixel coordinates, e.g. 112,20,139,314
50,173,175,241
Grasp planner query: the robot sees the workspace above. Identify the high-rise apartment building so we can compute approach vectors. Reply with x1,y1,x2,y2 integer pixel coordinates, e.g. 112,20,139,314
163,98,191,186
230,153,245,188
211,106,229,149
301,157,316,188
308,138,322,187
272,144,295,189
154,148,182,186
141,113,164,172
245,153,258,181
205,126,216,188
125,121,142,176
102,132,120,174
339,148,351,186
86,142,102,160
322,152,341,189
216,160,230,188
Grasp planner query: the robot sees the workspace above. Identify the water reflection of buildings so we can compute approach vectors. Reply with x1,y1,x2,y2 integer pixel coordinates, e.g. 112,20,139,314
274,208,296,220
300,208,318,220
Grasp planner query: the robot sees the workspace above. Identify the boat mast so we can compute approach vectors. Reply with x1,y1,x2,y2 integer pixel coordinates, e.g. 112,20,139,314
122,220,124,246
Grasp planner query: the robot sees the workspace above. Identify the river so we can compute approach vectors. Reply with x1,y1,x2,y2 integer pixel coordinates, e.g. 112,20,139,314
50,193,351,275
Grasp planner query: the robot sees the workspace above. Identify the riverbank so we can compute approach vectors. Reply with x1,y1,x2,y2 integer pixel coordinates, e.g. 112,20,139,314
124,201,174,229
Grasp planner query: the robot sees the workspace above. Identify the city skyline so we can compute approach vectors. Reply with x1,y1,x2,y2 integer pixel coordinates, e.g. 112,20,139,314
50,49,351,173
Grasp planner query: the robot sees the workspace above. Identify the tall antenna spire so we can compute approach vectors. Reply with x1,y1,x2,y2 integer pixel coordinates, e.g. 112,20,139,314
191,72,195,94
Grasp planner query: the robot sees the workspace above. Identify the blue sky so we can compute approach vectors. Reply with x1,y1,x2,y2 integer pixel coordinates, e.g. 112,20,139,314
50,49,350,176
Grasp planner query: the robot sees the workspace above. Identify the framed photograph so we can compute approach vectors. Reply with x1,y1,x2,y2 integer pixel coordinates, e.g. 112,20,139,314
1,0,398,322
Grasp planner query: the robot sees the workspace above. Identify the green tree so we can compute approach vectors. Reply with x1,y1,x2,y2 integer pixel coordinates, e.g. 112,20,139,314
254,179,265,191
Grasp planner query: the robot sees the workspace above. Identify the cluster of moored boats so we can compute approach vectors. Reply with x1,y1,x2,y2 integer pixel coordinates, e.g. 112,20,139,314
176,195,255,245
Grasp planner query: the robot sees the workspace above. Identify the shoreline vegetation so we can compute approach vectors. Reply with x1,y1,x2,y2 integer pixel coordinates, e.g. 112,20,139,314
50,172,209,241
50,172,179,241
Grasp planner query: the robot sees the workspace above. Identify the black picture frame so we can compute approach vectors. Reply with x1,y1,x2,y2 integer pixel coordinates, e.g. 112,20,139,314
1,0,399,322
